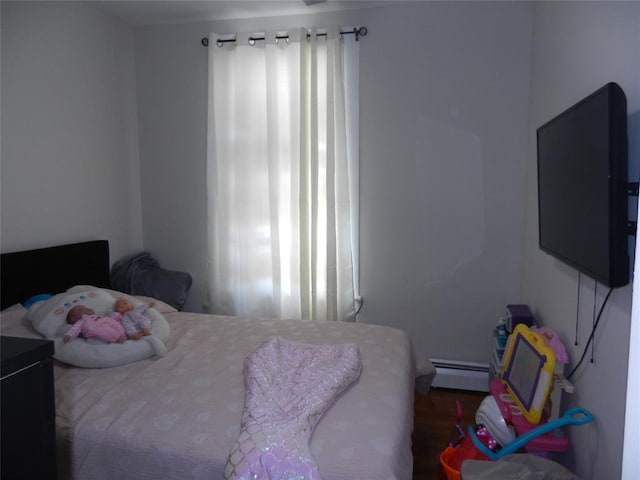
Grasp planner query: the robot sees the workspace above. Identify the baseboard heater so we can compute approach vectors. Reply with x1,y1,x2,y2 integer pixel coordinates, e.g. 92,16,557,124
430,358,490,392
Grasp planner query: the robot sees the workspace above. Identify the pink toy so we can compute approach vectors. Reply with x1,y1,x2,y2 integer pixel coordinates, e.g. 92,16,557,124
534,326,569,364
490,379,568,454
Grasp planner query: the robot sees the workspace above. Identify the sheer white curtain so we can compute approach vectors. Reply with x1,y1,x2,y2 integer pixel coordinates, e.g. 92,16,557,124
206,28,359,321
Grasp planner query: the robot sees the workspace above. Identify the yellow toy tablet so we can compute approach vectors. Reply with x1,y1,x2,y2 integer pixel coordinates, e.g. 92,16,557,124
501,324,556,424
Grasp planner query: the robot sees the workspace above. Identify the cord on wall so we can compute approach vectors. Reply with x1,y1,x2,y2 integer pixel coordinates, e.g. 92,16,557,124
567,286,614,380
591,280,597,363
575,272,581,346
354,296,363,317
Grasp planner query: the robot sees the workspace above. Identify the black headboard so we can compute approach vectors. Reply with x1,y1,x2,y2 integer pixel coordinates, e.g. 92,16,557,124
0,240,110,310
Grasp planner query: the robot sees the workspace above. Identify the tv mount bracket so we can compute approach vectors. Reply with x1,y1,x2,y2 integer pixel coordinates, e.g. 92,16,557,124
628,182,639,236
628,221,637,236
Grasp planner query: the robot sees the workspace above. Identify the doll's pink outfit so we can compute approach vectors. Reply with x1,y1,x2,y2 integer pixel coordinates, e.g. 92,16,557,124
64,314,125,343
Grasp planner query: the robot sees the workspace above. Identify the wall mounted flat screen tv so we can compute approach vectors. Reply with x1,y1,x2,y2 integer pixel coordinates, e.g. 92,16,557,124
537,82,629,288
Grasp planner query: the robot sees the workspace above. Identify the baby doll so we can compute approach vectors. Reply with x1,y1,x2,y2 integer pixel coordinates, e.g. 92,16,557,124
63,305,126,344
114,298,155,341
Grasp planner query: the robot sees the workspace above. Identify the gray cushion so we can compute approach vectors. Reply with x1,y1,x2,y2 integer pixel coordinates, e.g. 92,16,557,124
111,252,192,311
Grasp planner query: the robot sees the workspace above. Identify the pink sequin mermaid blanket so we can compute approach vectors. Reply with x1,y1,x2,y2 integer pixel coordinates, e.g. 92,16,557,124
224,336,362,480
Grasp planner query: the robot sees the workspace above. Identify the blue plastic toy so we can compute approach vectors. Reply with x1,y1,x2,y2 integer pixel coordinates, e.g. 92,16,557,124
468,407,594,460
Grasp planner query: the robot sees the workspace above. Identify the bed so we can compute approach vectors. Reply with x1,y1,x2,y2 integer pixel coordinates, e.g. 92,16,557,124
0,240,435,480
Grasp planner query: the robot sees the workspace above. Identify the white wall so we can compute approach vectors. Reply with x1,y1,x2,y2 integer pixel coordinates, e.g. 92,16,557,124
522,2,640,479
133,2,533,366
0,1,142,262
358,2,532,363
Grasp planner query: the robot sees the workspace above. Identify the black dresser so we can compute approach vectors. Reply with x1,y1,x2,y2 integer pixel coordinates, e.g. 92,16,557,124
1,336,57,479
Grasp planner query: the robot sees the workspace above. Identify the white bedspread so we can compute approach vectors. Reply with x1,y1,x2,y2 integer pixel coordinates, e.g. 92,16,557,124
5,309,420,480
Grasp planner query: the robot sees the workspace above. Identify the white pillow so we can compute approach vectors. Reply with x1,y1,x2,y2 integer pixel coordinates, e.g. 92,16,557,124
27,285,170,368
28,288,115,338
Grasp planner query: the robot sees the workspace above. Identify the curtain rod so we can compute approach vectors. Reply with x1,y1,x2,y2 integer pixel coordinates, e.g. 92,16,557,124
201,26,367,47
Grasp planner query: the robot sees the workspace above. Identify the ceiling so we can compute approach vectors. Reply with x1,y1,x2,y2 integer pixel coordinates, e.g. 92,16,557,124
90,0,399,26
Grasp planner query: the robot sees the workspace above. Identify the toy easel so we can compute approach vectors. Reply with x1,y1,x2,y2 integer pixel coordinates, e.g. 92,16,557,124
472,325,591,457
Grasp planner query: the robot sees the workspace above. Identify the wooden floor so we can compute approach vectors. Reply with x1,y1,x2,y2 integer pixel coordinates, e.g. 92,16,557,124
412,388,487,480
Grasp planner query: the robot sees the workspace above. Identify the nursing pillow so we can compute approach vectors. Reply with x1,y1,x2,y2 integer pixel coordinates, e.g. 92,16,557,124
27,285,170,368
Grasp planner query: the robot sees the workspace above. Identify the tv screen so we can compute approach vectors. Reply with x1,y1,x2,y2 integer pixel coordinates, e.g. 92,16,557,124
537,83,629,288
